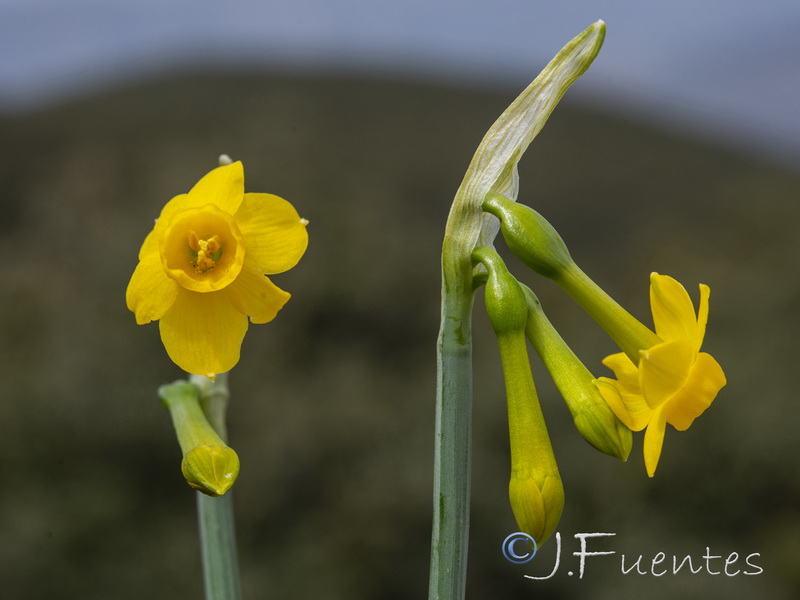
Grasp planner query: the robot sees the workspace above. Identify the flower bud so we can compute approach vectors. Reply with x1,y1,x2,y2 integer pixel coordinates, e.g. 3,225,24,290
180,445,240,497
509,473,564,546
473,246,528,336
482,193,573,278
473,247,564,545
520,284,631,461
159,380,240,496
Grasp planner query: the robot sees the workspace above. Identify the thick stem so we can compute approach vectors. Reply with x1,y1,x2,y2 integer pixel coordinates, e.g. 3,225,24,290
189,373,243,600
196,492,242,600
428,287,474,600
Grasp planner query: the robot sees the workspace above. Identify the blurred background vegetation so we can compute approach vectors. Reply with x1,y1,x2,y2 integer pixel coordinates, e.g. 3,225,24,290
1,71,798,599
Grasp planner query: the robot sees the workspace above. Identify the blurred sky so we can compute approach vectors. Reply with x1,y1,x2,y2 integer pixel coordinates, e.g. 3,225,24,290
1,0,799,168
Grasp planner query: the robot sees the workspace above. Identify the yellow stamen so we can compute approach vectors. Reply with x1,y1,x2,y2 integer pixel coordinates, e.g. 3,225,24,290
189,231,222,273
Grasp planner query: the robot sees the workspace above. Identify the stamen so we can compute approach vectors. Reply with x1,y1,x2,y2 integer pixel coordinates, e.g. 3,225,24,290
189,231,223,273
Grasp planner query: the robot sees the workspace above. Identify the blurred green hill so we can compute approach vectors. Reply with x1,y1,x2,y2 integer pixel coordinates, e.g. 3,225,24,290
1,71,798,599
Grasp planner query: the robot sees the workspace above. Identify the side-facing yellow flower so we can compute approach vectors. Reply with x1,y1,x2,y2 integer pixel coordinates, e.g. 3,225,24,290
126,161,308,378
593,273,726,477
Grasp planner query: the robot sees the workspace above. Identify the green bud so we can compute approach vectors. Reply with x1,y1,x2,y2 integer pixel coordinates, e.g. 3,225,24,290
482,193,573,278
472,246,528,336
520,285,631,461
159,380,240,497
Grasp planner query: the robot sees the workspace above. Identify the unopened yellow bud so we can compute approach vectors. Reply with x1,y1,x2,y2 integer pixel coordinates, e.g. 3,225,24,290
520,285,631,461
181,445,240,497
159,380,240,497
509,473,564,546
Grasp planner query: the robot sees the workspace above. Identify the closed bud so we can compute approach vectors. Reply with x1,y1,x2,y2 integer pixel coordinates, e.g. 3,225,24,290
482,193,573,279
473,246,528,336
520,285,631,461
159,380,240,496
509,472,564,546
181,445,240,497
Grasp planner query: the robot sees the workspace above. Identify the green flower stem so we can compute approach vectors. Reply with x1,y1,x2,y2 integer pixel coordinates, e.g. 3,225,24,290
556,263,660,363
191,373,232,438
189,373,243,600
428,285,475,600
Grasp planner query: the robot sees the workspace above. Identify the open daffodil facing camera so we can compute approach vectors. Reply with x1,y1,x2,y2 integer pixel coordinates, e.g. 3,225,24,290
428,20,726,600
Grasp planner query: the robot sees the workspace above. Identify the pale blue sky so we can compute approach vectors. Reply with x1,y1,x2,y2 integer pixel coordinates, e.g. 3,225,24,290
1,0,798,167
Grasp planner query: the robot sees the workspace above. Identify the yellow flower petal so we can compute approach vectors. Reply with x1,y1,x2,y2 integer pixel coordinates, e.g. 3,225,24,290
594,378,651,431
139,163,243,261
602,352,640,390
667,352,726,431
643,405,668,477
186,161,245,215
134,193,194,260
225,258,291,324
695,284,710,352
126,252,177,324
649,273,697,343
142,167,242,260
138,227,160,261
235,193,309,274
639,339,695,409
159,288,248,378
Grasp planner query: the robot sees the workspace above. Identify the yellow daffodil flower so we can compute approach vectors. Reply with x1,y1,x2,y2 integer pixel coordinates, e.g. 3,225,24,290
593,273,726,477
126,161,308,378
